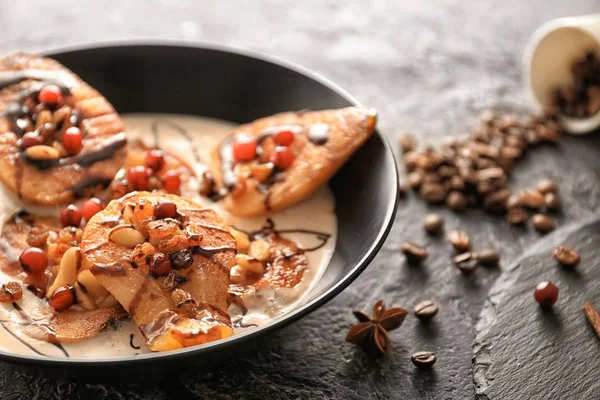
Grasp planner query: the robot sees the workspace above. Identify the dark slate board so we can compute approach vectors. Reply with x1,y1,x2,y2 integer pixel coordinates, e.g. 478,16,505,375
474,220,600,400
1,0,600,399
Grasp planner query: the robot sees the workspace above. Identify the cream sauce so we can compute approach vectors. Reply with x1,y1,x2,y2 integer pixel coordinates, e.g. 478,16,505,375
0,114,337,358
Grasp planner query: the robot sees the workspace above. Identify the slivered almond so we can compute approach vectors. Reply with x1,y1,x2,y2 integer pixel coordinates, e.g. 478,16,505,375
230,228,250,253
35,110,52,130
25,145,60,160
74,282,97,311
122,203,135,224
77,269,109,299
47,247,81,298
236,254,265,274
109,225,145,248
249,240,270,261
97,295,119,309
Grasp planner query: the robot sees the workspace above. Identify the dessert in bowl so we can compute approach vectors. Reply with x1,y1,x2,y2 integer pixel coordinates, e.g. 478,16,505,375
0,44,397,381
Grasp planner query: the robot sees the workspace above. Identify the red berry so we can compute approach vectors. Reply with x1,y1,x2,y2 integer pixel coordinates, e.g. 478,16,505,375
128,166,152,191
151,253,172,276
161,170,181,194
81,198,105,221
534,281,559,307
62,127,83,155
154,200,177,219
232,138,257,162
145,149,166,171
60,204,82,227
19,247,48,275
49,285,75,311
274,130,295,146
38,84,63,106
19,132,43,150
269,146,295,169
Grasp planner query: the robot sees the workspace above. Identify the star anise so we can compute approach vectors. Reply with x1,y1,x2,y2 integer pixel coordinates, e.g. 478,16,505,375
345,300,408,356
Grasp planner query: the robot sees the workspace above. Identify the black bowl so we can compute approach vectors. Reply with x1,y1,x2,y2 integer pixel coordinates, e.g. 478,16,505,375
0,43,398,382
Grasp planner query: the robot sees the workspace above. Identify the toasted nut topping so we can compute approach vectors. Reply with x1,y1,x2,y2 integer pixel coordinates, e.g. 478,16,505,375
248,240,270,261
96,295,119,309
230,228,250,253
35,110,52,130
76,269,109,299
25,145,60,160
236,254,265,274
47,247,81,299
122,203,135,224
250,163,274,183
109,225,146,248
74,282,97,311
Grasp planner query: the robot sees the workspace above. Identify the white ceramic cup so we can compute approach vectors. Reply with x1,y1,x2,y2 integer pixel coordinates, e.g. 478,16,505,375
525,14,600,134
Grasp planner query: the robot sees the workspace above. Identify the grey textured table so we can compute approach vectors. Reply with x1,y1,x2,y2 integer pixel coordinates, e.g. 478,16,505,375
1,1,600,399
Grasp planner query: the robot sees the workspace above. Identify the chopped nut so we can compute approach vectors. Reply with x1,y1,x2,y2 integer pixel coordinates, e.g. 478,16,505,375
230,228,250,253
236,254,265,274
248,240,270,261
47,247,80,299
24,145,60,160
109,225,146,248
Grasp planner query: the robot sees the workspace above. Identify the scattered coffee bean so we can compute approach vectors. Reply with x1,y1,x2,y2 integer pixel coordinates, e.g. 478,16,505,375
454,251,473,264
544,192,561,211
447,230,471,253
531,213,555,233
411,351,437,368
446,191,467,212
414,300,439,320
534,281,559,307
519,189,545,209
403,152,420,171
583,302,600,339
420,183,447,203
407,171,424,189
536,179,558,195
401,242,428,265
506,194,523,209
483,189,510,215
553,246,580,268
475,249,500,267
506,207,528,225
423,213,444,235
398,133,417,153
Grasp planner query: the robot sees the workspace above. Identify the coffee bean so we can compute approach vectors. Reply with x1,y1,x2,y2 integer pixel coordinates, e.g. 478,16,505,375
479,110,496,124
411,351,437,368
537,125,560,144
446,191,467,212
553,246,580,267
477,181,495,196
401,242,428,265
477,167,505,181
506,194,523,209
448,175,465,191
407,171,424,189
403,152,420,171
506,207,528,225
423,172,442,184
447,230,471,253
531,213,555,233
544,192,561,211
398,133,417,153
414,300,439,320
475,249,500,267
423,214,444,235
536,179,558,195
454,252,479,273
483,189,510,214
420,183,447,203
519,189,544,209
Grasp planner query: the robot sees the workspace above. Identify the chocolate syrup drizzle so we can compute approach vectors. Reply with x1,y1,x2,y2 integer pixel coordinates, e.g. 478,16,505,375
151,119,201,164
245,218,331,253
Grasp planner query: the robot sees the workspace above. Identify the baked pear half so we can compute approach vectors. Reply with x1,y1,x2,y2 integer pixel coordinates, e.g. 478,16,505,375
80,192,236,351
210,106,377,217
0,53,127,205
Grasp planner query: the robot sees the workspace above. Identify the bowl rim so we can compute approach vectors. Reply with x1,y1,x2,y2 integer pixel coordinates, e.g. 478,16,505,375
0,41,399,367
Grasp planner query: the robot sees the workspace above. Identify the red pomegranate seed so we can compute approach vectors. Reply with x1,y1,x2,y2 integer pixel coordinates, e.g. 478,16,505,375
49,285,75,311
534,281,559,307
19,247,48,275
154,200,177,219
38,84,63,106
128,166,152,191
145,149,166,171
151,253,172,276
161,170,181,194
232,138,257,162
60,204,82,227
19,132,43,150
270,146,295,169
81,198,105,221
274,130,295,146
62,126,83,155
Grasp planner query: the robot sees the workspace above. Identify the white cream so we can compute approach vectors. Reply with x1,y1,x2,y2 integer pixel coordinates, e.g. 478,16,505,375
0,114,337,359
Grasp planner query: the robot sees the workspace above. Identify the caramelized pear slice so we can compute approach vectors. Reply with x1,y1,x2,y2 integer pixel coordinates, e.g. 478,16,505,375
210,106,377,216
0,52,127,205
80,192,236,351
